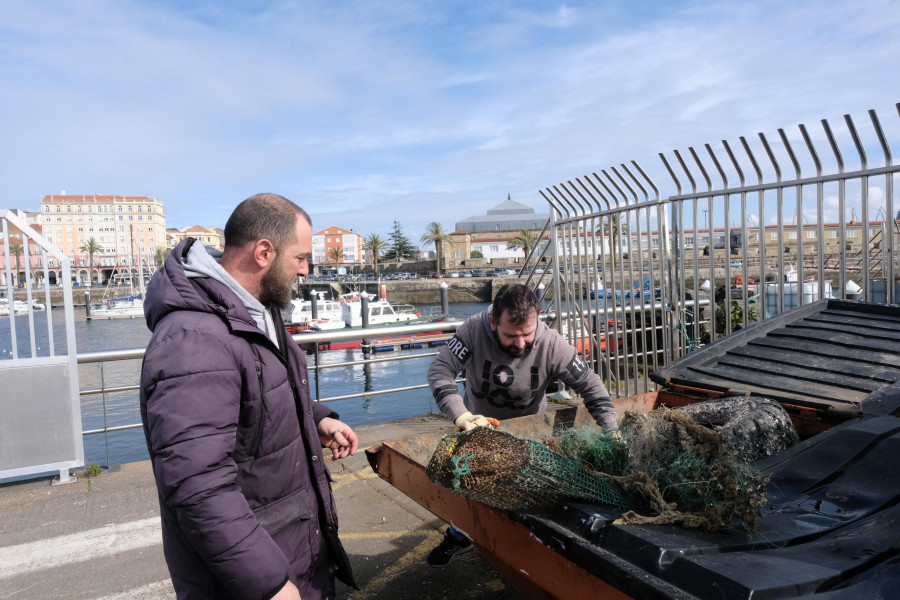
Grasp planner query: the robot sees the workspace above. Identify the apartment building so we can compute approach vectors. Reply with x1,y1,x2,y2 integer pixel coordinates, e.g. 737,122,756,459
39,194,167,284
168,225,224,250
312,226,363,269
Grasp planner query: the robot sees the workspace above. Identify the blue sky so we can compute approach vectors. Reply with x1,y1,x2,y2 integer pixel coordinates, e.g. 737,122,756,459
2,0,899,242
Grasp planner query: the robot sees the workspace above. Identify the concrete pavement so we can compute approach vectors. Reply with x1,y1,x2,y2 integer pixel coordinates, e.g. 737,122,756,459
0,413,519,600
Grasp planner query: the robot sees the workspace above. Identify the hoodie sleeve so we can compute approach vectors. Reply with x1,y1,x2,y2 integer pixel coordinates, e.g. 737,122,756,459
427,320,473,421
547,331,619,430
141,319,290,599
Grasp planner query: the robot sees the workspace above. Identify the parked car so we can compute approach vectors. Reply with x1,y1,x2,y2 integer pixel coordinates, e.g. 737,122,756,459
730,261,743,268
459,271,472,278
446,271,460,278
470,269,486,277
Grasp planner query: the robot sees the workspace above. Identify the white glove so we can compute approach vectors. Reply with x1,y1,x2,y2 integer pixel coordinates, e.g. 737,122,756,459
454,411,494,431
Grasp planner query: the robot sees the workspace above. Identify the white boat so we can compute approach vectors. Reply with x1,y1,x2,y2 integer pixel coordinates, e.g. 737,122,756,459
284,291,346,331
338,293,422,328
89,295,145,320
0,298,43,314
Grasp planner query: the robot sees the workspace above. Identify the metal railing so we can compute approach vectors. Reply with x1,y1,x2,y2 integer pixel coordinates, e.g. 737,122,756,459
75,319,465,467
528,103,900,398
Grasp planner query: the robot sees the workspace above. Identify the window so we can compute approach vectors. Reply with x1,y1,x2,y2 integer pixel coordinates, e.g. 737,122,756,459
455,251,464,259
829,231,838,238
789,231,797,240
770,232,778,240
848,230,859,238
67,205,72,212
489,245,499,253
806,231,816,239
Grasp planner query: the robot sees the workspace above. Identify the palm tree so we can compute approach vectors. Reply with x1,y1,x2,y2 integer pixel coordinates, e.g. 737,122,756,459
506,229,537,257
9,242,23,287
597,215,628,268
79,238,104,285
420,222,452,275
153,246,170,270
363,233,389,277
328,246,344,266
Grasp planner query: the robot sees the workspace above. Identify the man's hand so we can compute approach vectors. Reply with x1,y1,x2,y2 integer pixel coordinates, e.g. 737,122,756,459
454,411,497,431
317,417,359,460
272,580,301,600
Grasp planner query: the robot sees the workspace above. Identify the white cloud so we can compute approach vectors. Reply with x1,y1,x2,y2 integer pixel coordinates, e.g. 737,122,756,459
1,0,898,241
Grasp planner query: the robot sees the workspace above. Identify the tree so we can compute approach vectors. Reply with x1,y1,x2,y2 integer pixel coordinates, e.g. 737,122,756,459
153,246,170,269
420,222,452,275
384,219,417,262
328,246,344,265
597,215,628,267
9,242,23,286
506,229,537,257
470,250,483,259
79,238,104,285
363,232,389,276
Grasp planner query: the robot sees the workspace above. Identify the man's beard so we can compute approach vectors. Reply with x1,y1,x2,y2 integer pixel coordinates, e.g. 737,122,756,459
493,330,533,358
260,255,295,309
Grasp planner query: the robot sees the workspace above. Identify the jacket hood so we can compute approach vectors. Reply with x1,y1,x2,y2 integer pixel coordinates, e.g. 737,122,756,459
144,238,257,334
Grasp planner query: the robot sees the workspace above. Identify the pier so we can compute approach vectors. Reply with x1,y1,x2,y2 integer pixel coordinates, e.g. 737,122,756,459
0,411,530,600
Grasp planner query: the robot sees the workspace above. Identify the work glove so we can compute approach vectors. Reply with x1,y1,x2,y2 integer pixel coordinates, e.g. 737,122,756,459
454,411,499,431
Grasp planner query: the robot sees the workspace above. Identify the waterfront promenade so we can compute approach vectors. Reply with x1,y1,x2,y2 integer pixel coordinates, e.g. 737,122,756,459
0,413,519,600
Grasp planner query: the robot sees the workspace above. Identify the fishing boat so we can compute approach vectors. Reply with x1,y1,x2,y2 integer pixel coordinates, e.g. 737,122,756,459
368,298,900,600
338,292,423,328
284,290,346,333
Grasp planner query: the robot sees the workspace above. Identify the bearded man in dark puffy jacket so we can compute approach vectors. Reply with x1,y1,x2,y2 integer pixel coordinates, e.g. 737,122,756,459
140,194,357,600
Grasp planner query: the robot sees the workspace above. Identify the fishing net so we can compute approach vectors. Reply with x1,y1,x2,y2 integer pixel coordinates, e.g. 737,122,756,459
427,397,793,532
425,427,632,511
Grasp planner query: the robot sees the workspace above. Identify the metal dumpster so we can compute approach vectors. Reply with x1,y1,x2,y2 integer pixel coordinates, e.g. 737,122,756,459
366,299,900,600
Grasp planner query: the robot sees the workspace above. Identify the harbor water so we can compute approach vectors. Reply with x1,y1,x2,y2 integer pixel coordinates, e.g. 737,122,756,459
1,301,489,467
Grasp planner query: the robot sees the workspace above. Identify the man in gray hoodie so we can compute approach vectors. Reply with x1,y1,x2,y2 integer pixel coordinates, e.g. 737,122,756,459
141,194,356,599
425,283,618,567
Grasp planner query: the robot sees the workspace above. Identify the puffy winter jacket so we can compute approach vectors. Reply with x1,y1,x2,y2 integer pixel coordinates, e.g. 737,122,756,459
140,239,355,599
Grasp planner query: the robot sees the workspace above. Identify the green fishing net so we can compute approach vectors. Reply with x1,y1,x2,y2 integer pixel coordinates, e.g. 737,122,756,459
427,400,785,532
425,427,631,511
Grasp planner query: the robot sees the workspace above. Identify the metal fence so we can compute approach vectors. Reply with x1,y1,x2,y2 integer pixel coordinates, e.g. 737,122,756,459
0,210,82,483
529,104,900,398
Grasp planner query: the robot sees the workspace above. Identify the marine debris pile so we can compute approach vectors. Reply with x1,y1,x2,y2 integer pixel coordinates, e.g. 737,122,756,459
426,397,799,532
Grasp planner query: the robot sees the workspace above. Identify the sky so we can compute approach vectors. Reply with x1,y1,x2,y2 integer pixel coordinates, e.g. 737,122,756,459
2,0,899,244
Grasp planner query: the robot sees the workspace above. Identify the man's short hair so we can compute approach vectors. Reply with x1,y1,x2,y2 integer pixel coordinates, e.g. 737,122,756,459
492,283,539,325
224,193,311,251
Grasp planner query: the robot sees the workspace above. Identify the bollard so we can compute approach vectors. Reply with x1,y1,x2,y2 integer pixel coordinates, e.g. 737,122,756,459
85,289,92,318
311,291,319,320
440,281,449,316
536,282,547,303
360,294,371,356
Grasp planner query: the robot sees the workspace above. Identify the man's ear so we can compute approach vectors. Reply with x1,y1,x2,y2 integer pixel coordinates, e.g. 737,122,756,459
489,315,496,332
253,239,276,268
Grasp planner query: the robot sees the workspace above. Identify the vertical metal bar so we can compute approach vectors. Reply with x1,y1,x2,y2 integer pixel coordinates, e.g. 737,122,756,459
42,248,55,357
870,107,895,303
660,153,686,358
674,149,700,349
799,124,826,300
779,128,805,307
100,363,111,467
706,144,731,334
23,234,38,357
630,160,667,373
760,132,785,315
846,114,869,299
2,218,18,359
723,140,749,325
822,119,847,300
740,136,766,318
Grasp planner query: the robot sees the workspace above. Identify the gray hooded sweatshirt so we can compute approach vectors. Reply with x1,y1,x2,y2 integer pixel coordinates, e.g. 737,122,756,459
427,307,618,429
